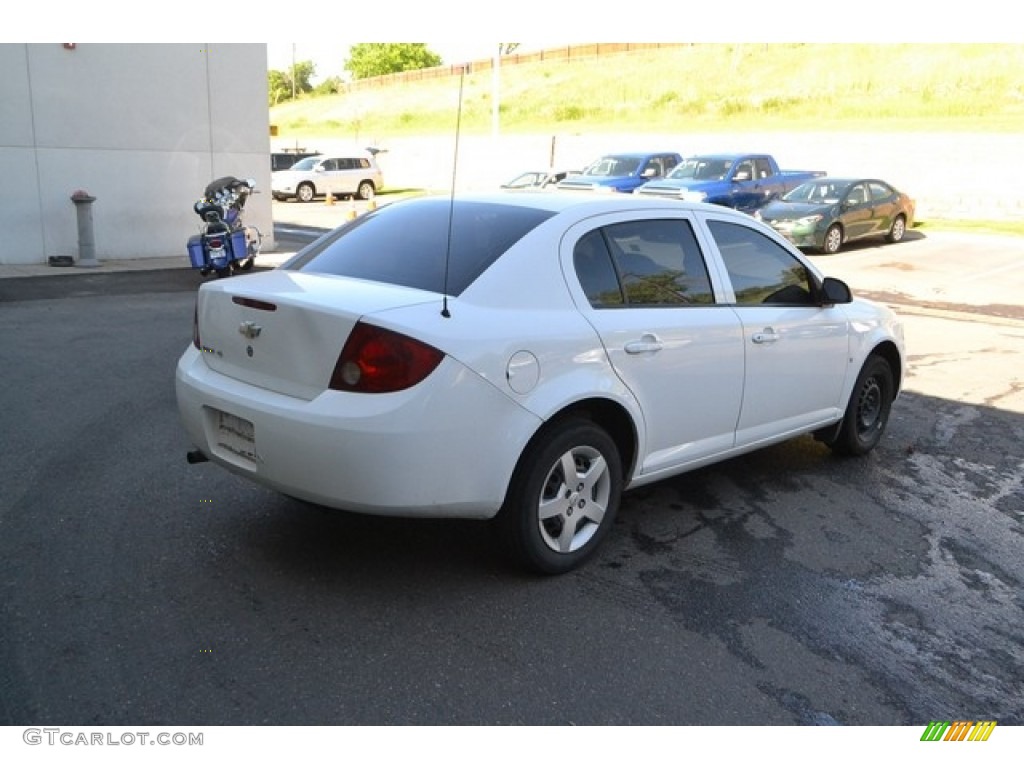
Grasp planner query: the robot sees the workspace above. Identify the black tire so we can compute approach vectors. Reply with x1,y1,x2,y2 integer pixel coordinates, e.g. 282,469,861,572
828,355,894,456
886,215,907,243
296,182,315,203
496,419,622,575
215,266,231,279
356,180,375,201
822,224,843,254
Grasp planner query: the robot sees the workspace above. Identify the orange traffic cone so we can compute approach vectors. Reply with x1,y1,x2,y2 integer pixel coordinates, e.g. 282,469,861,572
367,199,377,211
325,191,335,206
346,202,357,221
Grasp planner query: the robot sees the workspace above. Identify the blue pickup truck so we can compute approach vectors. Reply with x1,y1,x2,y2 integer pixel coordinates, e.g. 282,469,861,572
556,151,683,194
634,153,825,213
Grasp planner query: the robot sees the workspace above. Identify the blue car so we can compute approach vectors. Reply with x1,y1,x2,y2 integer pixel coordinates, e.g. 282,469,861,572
556,152,682,193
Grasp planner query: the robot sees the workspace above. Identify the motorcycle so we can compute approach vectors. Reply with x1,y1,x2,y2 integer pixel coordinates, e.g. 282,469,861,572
187,176,262,278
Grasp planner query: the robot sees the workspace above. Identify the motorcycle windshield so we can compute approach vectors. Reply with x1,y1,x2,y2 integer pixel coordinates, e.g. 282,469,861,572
205,176,242,199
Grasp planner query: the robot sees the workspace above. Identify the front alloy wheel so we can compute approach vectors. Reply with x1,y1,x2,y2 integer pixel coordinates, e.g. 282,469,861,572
822,224,843,254
497,419,622,574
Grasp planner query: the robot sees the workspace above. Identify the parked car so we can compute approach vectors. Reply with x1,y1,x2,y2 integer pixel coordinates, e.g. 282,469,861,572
755,178,915,254
635,153,826,213
272,152,384,202
270,150,320,173
176,193,905,574
556,152,682,193
501,170,572,189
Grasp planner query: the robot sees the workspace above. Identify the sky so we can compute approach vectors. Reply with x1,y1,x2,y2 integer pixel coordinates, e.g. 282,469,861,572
6,1,1014,48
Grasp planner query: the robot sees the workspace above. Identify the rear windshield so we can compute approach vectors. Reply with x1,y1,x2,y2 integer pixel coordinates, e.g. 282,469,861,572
283,198,555,295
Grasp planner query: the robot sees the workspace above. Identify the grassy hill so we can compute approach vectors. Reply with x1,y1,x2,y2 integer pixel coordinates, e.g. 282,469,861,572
270,43,1024,141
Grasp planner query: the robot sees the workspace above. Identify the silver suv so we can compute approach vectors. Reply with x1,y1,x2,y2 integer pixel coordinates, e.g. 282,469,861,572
272,153,384,202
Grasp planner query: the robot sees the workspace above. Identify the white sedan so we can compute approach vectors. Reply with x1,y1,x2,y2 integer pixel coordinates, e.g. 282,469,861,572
176,192,905,574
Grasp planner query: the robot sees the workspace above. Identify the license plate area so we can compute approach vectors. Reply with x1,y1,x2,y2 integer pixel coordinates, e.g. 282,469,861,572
211,409,257,468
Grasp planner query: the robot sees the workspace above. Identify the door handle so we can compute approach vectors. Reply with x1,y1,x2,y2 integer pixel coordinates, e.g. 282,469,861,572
624,334,663,354
752,328,780,344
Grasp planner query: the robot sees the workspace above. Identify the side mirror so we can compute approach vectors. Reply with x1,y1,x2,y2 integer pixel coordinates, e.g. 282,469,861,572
821,277,852,305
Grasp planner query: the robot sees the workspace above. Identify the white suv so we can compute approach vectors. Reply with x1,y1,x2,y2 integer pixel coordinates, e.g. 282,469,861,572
272,152,384,202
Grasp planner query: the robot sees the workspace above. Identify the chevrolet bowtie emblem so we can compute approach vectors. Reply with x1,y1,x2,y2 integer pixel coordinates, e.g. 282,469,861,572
238,321,262,339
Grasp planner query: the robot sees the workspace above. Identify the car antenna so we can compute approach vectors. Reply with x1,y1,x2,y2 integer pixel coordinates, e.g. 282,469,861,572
441,65,466,319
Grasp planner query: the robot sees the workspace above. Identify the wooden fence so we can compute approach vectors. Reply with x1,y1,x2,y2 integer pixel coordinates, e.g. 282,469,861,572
344,43,688,91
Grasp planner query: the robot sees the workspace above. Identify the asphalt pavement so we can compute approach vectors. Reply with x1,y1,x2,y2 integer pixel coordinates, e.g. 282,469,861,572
1,208,1021,728
2,261,1021,727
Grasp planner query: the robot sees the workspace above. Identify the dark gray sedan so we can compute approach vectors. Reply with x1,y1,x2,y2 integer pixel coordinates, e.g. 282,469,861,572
755,178,915,254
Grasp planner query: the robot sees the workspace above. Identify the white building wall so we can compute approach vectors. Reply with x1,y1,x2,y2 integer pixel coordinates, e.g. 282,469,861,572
0,43,273,265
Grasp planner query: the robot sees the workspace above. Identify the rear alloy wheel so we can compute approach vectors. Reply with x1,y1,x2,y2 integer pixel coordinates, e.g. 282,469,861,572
886,215,907,243
822,224,843,254
497,419,622,575
829,355,894,456
296,182,315,203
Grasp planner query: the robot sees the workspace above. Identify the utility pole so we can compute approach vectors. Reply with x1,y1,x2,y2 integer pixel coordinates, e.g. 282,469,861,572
491,44,500,140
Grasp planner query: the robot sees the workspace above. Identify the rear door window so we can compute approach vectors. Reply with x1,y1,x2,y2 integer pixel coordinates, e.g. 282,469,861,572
574,219,714,307
573,231,624,307
868,181,894,201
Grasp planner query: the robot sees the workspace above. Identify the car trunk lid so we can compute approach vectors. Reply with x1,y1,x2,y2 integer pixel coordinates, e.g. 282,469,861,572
195,270,438,400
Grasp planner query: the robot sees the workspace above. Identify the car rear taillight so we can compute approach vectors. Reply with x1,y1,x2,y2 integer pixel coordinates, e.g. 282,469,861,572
208,237,224,249
329,322,444,393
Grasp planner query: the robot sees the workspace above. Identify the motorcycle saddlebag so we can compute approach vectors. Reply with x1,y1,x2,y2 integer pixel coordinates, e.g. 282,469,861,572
228,229,248,260
187,235,206,268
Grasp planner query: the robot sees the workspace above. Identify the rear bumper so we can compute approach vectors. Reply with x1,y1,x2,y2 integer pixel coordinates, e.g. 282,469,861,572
175,347,541,518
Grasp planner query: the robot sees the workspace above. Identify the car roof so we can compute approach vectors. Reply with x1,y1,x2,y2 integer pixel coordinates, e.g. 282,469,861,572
599,151,678,158
816,178,881,185
311,151,375,161
685,153,759,160
414,190,728,217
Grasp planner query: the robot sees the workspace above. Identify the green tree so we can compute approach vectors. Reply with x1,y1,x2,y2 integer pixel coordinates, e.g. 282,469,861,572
314,76,344,96
345,44,442,80
267,70,291,106
266,60,316,105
